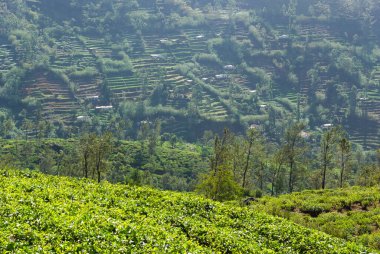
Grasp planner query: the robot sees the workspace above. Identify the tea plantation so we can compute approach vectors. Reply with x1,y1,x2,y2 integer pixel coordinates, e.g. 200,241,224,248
251,187,380,250
0,169,372,253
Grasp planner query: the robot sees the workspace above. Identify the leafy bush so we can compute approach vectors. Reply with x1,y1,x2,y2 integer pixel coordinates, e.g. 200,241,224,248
70,67,98,78
194,53,221,66
248,25,265,48
98,57,133,74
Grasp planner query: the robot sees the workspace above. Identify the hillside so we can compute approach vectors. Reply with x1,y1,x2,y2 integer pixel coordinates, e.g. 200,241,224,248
0,0,379,149
250,186,380,250
1,1,380,252
0,168,372,253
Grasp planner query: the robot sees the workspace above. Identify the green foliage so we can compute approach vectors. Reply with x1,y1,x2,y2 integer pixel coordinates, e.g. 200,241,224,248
70,67,98,78
0,67,26,99
0,138,208,192
210,38,243,63
194,53,221,66
0,0,379,153
197,168,242,201
98,57,133,74
0,168,370,253
251,186,380,251
248,25,265,48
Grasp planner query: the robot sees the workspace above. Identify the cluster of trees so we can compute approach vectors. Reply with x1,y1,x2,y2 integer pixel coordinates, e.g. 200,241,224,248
79,132,113,182
1,117,379,200
0,127,209,191
198,123,380,201
0,0,379,186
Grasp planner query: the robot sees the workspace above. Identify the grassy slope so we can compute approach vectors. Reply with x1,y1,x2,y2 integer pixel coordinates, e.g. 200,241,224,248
251,187,380,250
0,169,371,253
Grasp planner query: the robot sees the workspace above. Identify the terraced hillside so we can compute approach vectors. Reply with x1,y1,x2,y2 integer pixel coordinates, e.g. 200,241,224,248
72,76,102,102
0,40,16,76
22,71,82,124
0,168,371,253
0,0,379,148
51,36,97,74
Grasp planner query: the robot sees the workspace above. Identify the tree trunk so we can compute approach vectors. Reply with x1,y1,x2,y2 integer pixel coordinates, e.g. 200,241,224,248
96,154,101,183
259,162,265,190
322,163,327,189
288,160,294,193
97,166,101,183
92,166,95,179
321,140,331,189
271,163,281,196
340,154,345,188
322,151,328,189
242,139,253,188
84,152,88,178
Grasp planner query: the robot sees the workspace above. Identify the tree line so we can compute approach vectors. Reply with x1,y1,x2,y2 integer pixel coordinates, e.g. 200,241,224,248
0,121,379,200
197,123,380,201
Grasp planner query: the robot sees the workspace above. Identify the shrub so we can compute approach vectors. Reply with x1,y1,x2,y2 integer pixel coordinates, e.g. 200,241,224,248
194,53,221,66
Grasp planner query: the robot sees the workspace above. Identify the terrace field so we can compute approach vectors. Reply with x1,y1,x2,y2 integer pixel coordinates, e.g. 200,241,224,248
0,0,379,149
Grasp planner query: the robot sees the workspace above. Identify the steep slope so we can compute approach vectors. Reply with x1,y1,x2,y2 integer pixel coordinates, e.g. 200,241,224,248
0,169,370,253
0,0,379,148
21,70,82,124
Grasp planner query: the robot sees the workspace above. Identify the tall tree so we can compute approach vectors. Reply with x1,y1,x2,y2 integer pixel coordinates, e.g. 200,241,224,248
147,120,161,155
2,117,15,138
242,128,258,188
338,137,351,188
281,122,306,193
198,128,241,201
348,86,358,116
79,132,113,182
93,132,113,183
283,0,298,33
320,127,338,189
79,133,96,179
211,128,233,176
269,149,286,196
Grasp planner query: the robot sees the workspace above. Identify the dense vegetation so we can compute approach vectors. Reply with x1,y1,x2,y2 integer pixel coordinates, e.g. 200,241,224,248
250,186,380,250
0,168,373,253
0,123,378,196
1,1,380,252
0,0,379,150
0,137,209,191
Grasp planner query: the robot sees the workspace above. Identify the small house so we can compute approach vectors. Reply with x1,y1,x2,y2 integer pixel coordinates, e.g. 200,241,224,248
279,34,290,40
150,54,164,60
224,65,236,70
321,123,333,129
259,104,267,109
95,105,113,110
215,74,228,79
249,124,260,129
